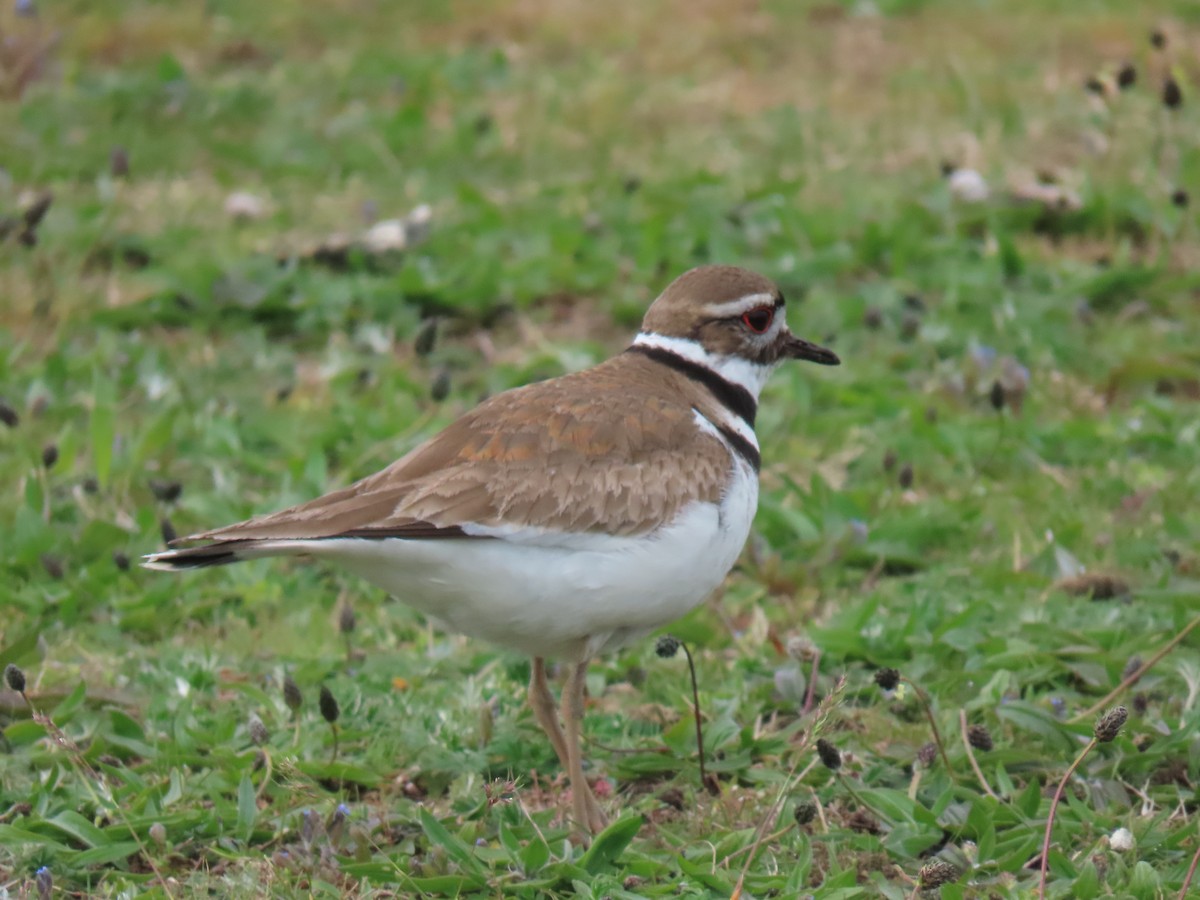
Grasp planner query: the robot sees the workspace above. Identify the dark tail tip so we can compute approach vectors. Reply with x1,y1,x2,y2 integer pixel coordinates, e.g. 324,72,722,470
142,544,241,571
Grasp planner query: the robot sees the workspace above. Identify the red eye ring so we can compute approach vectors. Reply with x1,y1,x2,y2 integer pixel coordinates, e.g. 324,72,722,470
741,306,774,334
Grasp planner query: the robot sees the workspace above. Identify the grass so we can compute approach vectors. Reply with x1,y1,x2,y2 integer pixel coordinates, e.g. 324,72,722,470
2,0,1200,895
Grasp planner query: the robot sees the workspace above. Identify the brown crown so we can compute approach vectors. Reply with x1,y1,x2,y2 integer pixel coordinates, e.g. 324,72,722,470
641,266,782,338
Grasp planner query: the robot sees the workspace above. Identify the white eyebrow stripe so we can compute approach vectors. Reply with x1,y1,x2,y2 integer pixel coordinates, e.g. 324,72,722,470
702,292,778,318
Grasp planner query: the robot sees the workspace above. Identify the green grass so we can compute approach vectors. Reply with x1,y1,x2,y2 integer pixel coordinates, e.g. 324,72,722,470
2,0,1200,896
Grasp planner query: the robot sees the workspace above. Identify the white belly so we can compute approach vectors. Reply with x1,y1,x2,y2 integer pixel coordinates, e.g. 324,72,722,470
296,461,759,661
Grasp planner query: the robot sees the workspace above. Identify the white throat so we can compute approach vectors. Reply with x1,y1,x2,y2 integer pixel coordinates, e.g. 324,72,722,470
631,332,775,399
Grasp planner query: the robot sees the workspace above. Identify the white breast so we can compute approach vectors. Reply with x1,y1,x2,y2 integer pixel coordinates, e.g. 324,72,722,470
291,453,759,662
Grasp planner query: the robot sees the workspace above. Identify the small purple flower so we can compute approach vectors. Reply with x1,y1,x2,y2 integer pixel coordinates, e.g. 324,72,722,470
967,344,997,371
327,803,351,845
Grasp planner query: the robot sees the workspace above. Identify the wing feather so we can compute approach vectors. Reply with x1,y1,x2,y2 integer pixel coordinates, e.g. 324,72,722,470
176,355,735,545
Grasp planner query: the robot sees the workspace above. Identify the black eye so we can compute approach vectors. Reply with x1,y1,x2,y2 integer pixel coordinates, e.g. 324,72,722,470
741,307,774,333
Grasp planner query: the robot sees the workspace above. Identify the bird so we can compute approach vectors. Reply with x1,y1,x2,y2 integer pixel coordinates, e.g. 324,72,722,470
144,265,840,834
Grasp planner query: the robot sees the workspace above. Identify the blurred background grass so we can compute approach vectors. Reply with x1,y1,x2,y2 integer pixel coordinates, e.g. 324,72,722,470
2,0,1199,896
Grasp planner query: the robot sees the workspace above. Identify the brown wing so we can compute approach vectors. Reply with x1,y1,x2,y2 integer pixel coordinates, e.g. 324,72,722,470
183,355,734,544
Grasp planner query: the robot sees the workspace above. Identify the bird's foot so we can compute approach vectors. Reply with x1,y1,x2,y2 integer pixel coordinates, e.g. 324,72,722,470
571,778,608,838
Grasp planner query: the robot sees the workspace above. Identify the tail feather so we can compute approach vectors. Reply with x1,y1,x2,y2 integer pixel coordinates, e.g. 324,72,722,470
142,542,246,571
144,533,449,573
142,539,313,571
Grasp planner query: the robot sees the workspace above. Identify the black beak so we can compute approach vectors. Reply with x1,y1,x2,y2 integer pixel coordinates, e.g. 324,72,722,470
784,334,840,366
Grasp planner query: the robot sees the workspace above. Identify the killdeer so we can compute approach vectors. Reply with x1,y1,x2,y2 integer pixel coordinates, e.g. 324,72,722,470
144,265,839,834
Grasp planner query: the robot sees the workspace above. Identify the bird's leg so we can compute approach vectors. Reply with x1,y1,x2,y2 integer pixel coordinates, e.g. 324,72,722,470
562,659,608,835
527,657,570,770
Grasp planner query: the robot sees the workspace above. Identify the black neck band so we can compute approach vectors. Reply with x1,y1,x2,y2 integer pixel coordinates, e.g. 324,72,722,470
713,423,761,472
627,343,758,427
